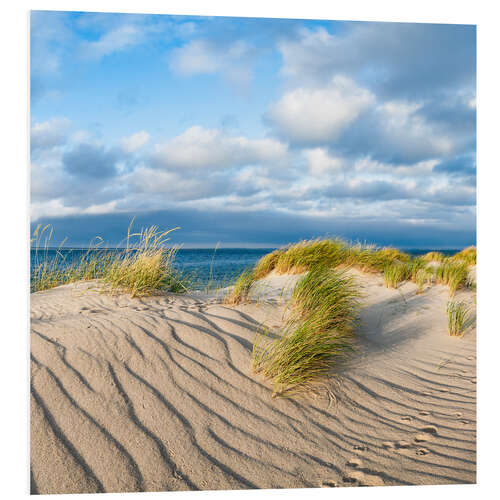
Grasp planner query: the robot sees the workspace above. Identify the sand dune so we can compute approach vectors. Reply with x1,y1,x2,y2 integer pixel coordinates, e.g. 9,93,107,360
30,270,476,494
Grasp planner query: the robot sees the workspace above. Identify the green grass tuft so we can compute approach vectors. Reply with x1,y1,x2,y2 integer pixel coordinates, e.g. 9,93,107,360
447,301,470,336
252,267,361,397
415,267,434,294
451,246,476,266
421,251,446,262
435,261,469,296
31,223,188,296
224,268,256,305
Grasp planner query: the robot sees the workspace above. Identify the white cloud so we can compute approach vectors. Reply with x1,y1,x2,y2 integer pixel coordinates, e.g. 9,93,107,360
152,126,288,171
169,39,255,87
120,131,151,153
80,24,146,60
374,101,454,158
31,117,70,151
266,76,374,144
303,148,344,176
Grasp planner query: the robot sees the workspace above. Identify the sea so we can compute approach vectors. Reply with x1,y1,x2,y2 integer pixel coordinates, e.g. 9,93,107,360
30,247,459,290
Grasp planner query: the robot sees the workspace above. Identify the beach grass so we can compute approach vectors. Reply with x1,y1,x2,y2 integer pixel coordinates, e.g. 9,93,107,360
382,260,423,288
447,301,470,336
416,267,434,294
421,251,446,262
451,246,476,266
252,267,361,397
435,261,469,296
31,223,188,296
251,238,412,278
224,268,256,305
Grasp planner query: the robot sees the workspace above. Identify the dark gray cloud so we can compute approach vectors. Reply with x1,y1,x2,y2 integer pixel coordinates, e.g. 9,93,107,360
32,207,476,249
280,22,476,100
62,143,122,179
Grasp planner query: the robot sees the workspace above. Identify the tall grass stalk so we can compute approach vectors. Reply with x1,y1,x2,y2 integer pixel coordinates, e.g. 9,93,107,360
451,246,476,266
224,269,256,305
31,223,188,296
252,268,361,397
415,267,434,294
447,301,470,336
435,261,469,296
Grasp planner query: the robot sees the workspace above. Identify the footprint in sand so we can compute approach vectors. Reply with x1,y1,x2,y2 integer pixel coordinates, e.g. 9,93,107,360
418,411,430,416
455,412,463,417
353,445,367,452
414,426,438,443
321,480,337,488
342,475,359,485
343,470,384,486
395,440,412,449
420,425,438,434
346,458,362,468
466,356,475,361
400,415,412,422
416,448,429,456
382,441,395,450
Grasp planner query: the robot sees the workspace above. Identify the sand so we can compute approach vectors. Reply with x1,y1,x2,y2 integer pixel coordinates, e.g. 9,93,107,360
30,269,476,494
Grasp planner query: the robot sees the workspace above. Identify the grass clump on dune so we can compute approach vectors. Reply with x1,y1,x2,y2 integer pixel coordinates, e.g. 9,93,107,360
383,262,407,288
451,246,476,266
252,267,361,397
415,267,434,294
224,268,256,305
31,223,188,296
273,238,349,275
102,225,187,297
435,261,469,296
421,251,446,263
251,238,412,278
253,249,284,279
447,301,470,336
31,224,114,293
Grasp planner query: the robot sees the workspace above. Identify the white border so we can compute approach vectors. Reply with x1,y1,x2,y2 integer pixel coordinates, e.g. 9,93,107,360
2,1,498,499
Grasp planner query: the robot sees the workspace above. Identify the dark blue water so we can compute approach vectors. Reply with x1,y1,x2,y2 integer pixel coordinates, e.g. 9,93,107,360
30,247,459,290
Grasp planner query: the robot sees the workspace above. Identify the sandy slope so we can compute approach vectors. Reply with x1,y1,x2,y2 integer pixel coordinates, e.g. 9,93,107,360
30,270,476,494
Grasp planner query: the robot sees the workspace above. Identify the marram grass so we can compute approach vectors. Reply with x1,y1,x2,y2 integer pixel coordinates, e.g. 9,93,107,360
421,251,446,262
252,238,412,278
224,268,256,305
447,301,470,337
435,261,469,296
31,223,188,297
451,246,476,266
252,267,361,397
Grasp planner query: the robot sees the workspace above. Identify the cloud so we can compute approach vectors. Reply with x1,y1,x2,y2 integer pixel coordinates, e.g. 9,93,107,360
32,206,476,249
80,24,147,60
169,39,256,87
120,131,151,153
303,148,344,176
127,167,227,202
433,154,476,178
62,143,121,178
152,126,288,171
278,23,476,99
30,117,70,151
266,76,374,144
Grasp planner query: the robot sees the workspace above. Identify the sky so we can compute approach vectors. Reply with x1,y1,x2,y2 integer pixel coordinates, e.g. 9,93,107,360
30,11,476,248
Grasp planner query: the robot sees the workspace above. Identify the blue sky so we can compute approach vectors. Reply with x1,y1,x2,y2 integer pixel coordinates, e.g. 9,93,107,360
30,11,476,248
